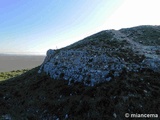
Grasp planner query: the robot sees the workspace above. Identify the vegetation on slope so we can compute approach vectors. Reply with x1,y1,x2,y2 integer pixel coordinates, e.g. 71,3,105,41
120,25,160,45
0,25,160,119
0,69,29,81
0,67,160,119
63,31,114,50
62,30,146,64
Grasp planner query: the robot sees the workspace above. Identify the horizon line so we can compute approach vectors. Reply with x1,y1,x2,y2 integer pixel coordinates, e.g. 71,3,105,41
0,52,46,56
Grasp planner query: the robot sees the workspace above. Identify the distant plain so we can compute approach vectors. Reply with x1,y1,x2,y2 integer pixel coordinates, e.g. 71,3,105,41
0,54,45,72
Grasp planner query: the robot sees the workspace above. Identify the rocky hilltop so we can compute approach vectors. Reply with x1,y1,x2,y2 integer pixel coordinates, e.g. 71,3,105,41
38,25,160,86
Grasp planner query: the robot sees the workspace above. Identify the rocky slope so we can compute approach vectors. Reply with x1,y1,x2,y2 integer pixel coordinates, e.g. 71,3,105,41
39,25,160,86
1,25,160,119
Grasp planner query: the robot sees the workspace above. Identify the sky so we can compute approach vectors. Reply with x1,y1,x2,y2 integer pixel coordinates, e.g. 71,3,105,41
0,0,160,55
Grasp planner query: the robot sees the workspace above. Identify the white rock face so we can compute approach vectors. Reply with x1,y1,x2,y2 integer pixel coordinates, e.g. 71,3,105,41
38,48,152,86
142,58,160,72
38,49,55,73
38,26,160,86
39,47,160,86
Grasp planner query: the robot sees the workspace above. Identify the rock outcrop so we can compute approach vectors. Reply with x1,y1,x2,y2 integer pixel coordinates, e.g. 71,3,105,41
38,25,160,86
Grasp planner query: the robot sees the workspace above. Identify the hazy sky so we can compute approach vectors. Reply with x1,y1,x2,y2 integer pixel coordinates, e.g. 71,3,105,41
0,0,160,55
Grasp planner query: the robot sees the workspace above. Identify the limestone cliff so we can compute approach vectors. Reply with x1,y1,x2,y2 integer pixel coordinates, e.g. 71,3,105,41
38,25,160,86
